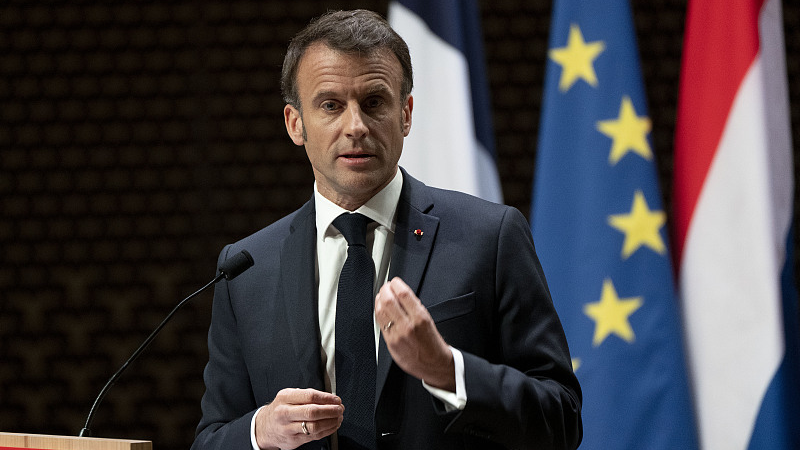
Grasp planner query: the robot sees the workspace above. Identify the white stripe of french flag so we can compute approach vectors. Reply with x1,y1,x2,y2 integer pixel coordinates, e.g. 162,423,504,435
674,0,796,448
388,1,503,204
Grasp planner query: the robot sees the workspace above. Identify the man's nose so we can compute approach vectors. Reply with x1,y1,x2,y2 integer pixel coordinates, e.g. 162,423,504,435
344,103,368,139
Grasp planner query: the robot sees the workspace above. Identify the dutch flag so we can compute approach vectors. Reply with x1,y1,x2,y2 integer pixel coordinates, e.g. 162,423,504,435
674,0,800,448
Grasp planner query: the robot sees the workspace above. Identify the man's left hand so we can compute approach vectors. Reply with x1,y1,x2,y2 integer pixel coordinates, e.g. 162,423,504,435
375,277,456,392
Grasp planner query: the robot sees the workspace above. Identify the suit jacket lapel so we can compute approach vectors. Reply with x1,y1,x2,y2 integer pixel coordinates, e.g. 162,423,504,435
376,172,439,402
280,198,326,391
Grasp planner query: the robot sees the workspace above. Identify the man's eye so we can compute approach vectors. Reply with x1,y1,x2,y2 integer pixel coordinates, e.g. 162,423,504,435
364,97,384,109
322,101,338,111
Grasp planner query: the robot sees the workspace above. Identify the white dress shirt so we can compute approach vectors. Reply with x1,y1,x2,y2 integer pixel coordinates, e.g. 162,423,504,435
251,170,466,450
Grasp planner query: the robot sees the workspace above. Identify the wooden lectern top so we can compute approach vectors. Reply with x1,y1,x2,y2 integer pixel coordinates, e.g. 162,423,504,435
0,433,151,450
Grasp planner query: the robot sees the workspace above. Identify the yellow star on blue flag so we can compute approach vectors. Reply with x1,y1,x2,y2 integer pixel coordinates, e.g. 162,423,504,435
608,190,667,259
549,24,605,92
596,96,652,164
584,279,643,346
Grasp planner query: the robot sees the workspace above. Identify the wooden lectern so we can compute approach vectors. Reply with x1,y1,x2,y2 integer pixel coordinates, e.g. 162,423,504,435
0,433,151,450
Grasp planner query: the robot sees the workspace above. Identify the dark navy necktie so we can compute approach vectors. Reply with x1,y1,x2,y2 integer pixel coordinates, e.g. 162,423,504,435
332,212,376,450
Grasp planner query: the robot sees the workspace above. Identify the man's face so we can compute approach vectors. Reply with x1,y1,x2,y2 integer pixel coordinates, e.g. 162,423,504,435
284,43,413,210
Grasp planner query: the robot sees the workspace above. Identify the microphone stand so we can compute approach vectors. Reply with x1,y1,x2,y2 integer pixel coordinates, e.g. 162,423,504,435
78,249,253,437
79,274,222,437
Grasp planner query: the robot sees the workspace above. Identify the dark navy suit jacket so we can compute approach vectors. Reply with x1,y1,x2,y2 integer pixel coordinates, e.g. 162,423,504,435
191,170,582,450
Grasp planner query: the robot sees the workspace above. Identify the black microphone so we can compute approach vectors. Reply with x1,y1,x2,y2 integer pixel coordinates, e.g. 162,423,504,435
78,249,254,437
218,249,255,280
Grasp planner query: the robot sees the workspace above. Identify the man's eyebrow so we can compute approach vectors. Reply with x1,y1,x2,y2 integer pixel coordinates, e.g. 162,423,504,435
310,91,339,106
364,84,391,96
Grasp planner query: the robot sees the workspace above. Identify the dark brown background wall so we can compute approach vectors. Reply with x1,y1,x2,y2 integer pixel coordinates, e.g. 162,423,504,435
1,1,798,448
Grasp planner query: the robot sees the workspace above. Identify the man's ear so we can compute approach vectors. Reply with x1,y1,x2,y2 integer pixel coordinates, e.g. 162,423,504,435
402,95,413,137
284,104,305,145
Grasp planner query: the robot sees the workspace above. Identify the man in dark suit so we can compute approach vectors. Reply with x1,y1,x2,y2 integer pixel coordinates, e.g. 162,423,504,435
191,9,581,450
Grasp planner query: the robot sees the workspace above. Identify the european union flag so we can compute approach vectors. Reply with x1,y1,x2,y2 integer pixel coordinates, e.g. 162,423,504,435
530,1,699,448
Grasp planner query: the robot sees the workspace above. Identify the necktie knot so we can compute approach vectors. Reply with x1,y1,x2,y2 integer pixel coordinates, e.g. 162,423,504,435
333,213,371,247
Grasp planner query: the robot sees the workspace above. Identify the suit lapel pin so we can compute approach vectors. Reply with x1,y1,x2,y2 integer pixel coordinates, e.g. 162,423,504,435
413,229,424,240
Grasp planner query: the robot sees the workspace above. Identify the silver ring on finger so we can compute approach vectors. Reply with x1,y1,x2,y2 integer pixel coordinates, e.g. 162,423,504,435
383,320,393,331
301,421,310,435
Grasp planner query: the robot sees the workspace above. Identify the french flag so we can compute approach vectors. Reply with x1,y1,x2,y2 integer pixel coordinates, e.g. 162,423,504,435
388,0,503,203
673,0,800,448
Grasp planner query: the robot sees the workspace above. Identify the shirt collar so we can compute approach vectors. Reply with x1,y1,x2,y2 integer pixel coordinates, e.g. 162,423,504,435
315,169,403,241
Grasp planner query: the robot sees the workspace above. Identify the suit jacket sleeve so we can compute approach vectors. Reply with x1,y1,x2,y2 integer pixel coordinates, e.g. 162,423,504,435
440,207,582,450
